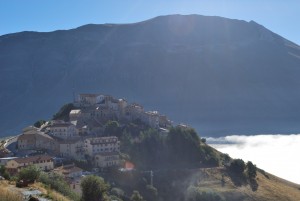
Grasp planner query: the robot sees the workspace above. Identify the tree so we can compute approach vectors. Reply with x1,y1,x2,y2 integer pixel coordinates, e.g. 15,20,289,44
246,161,257,179
33,120,46,128
130,190,145,201
18,165,40,182
81,175,109,201
104,120,121,137
52,103,76,121
229,159,246,176
38,172,80,201
166,126,202,166
144,185,158,201
0,165,10,180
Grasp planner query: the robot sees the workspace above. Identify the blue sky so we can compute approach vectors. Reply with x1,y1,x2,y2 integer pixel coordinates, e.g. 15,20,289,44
1,0,300,44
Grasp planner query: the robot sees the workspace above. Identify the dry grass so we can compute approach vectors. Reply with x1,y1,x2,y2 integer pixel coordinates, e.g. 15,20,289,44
0,181,22,201
196,167,300,201
31,182,73,201
250,172,300,201
0,180,72,201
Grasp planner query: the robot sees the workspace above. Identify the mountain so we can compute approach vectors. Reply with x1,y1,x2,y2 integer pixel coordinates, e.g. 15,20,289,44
1,14,300,137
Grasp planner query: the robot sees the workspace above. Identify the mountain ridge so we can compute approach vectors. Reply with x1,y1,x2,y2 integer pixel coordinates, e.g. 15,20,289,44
1,14,300,136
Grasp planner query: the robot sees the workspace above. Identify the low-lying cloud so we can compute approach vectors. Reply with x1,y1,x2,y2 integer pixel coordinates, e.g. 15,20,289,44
207,134,300,184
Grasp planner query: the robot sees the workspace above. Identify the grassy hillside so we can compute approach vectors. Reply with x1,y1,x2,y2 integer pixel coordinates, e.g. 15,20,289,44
195,168,300,201
0,180,72,201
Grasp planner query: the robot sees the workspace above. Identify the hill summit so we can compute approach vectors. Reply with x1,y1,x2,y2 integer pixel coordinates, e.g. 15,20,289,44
1,14,300,136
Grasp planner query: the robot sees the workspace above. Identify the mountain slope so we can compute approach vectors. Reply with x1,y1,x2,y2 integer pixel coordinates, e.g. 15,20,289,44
183,168,300,201
1,14,300,136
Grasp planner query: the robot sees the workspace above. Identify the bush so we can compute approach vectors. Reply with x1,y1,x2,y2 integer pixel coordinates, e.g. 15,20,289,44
81,175,109,201
130,190,145,201
33,120,46,128
111,187,124,198
229,159,245,176
52,103,76,121
166,126,202,166
38,172,80,201
104,120,122,137
0,165,10,180
18,165,40,182
246,161,257,179
187,187,224,201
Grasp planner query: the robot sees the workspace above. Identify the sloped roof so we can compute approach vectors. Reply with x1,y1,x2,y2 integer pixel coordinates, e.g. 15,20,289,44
54,164,83,175
13,155,53,164
18,131,54,141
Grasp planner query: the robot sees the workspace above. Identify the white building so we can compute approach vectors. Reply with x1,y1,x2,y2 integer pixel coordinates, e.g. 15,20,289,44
58,139,84,159
69,109,82,121
124,103,144,121
18,126,58,152
77,94,105,107
48,122,78,139
0,157,18,166
142,111,160,128
5,155,54,175
94,152,120,168
85,136,120,157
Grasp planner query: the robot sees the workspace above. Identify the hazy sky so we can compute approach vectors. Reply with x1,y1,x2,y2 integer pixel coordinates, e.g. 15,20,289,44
0,0,300,44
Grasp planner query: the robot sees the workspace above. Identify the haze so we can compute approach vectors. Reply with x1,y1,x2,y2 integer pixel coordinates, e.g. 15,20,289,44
208,134,300,184
0,0,300,45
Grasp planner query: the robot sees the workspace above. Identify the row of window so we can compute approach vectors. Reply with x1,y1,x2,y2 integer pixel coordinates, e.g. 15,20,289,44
93,147,119,152
91,143,119,147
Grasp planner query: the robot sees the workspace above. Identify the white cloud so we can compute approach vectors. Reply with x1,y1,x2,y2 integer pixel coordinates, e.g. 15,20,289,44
207,134,300,185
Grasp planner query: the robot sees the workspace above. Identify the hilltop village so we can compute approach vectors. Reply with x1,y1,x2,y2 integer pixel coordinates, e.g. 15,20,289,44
0,93,173,195
1,94,297,201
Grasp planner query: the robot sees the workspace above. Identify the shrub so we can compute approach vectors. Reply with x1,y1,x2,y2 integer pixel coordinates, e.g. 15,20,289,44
18,165,40,182
81,175,109,201
33,120,46,128
187,187,224,201
0,165,10,180
246,161,257,179
52,103,76,121
38,172,80,201
130,190,145,201
229,159,245,176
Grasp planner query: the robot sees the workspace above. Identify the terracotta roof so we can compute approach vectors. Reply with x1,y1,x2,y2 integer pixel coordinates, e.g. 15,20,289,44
54,164,83,175
13,155,53,164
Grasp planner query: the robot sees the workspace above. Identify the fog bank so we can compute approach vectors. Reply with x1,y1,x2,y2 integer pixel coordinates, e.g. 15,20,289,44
207,134,300,184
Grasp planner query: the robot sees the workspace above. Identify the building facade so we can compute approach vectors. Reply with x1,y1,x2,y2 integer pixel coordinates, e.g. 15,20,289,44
94,152,120,168
84,136,120,157
59,139,84,159
5,155,54,175
17,126,58,152
48,121,78,139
